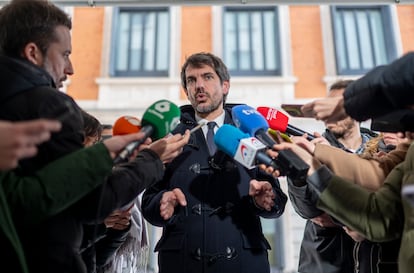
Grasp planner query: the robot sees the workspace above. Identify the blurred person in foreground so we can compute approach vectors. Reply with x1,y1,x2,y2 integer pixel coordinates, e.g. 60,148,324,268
80,112,145,273
0,118,169,273
0,119,61,273
289,80,376,273
289,130,409,273
142,52,287,273
0,1,190,272
79,110,130,273
274,51,414,273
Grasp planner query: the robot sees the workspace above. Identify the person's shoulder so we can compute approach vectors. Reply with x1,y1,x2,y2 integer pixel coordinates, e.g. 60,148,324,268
23,85,68,101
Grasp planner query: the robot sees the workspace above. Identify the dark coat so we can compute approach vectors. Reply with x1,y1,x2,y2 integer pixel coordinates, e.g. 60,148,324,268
142,105,287,273
288,181,354,273
0,55,165,273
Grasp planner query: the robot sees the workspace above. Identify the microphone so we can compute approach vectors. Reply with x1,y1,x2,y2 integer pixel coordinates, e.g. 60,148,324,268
231,104,280,147
112,116,141,136
214,124,279,170
231,105,310,179
256,106,316,141
113,100,181,164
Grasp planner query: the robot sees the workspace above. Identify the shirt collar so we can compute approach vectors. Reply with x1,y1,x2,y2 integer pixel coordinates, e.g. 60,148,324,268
195,111,225,136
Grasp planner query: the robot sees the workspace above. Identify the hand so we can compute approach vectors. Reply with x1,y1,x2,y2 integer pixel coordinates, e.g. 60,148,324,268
249,180,275,211
311,132,331,146
160,188,187,220
0,119,62,170
128,137,153,160
395,131,414,144
104,208,132,230
301,96,347,123
311,213,337,228
343,226,366,242
264,142,321,177
290,133,331,154
290,135,316,154
149,130,190,164
102,131,147,159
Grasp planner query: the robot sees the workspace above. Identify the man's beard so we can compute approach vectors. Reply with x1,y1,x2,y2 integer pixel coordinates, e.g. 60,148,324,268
195,97,222,114
330,118,355,139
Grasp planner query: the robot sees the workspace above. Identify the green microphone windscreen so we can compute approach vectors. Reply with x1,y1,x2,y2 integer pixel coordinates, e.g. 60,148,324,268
141,99,181,140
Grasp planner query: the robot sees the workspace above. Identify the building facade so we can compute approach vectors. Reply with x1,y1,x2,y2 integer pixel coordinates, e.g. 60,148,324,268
65,4,414,272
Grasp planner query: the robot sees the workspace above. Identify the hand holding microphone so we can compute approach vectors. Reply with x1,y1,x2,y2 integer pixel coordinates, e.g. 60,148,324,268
231,104,278,147
149,131,190,164
114,100,181,164
112,113,190,164
231,105,310,180
112,115,151,156
101,131,149,160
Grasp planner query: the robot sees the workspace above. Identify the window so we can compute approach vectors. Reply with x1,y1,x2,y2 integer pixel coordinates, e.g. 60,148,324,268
331,6,397,75
111,7,170,77
223,6,281,76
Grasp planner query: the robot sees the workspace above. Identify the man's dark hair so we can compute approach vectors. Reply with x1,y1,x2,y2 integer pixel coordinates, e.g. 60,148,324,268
180,52,230,90
0,0,72,57
329,79,354,91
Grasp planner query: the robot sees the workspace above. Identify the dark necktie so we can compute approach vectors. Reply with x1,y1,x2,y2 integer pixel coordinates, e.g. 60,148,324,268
206,121,217,155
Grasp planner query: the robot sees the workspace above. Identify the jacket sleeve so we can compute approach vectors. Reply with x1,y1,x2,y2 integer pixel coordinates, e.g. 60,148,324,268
314,144,385,191
306,164,404,242
141,177,170,227
287,178,324,219
344,52,414,121
289,142,408,226
1,143,113,225
72,149,164,223
314,142,408,191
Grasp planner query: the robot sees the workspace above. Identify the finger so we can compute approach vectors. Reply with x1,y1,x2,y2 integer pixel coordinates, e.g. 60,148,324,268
20,119,62,135
249,181,260,195
160,207,173,220
16,145,38,159
261,182,273,191
172,188,187,206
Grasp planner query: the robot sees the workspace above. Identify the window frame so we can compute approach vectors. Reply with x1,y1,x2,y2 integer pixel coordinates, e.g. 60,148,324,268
330,5,397,75
110,6,170,77
222,6,282,76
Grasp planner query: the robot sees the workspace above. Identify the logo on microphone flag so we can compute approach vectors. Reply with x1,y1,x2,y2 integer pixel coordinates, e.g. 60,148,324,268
235,137,267,169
